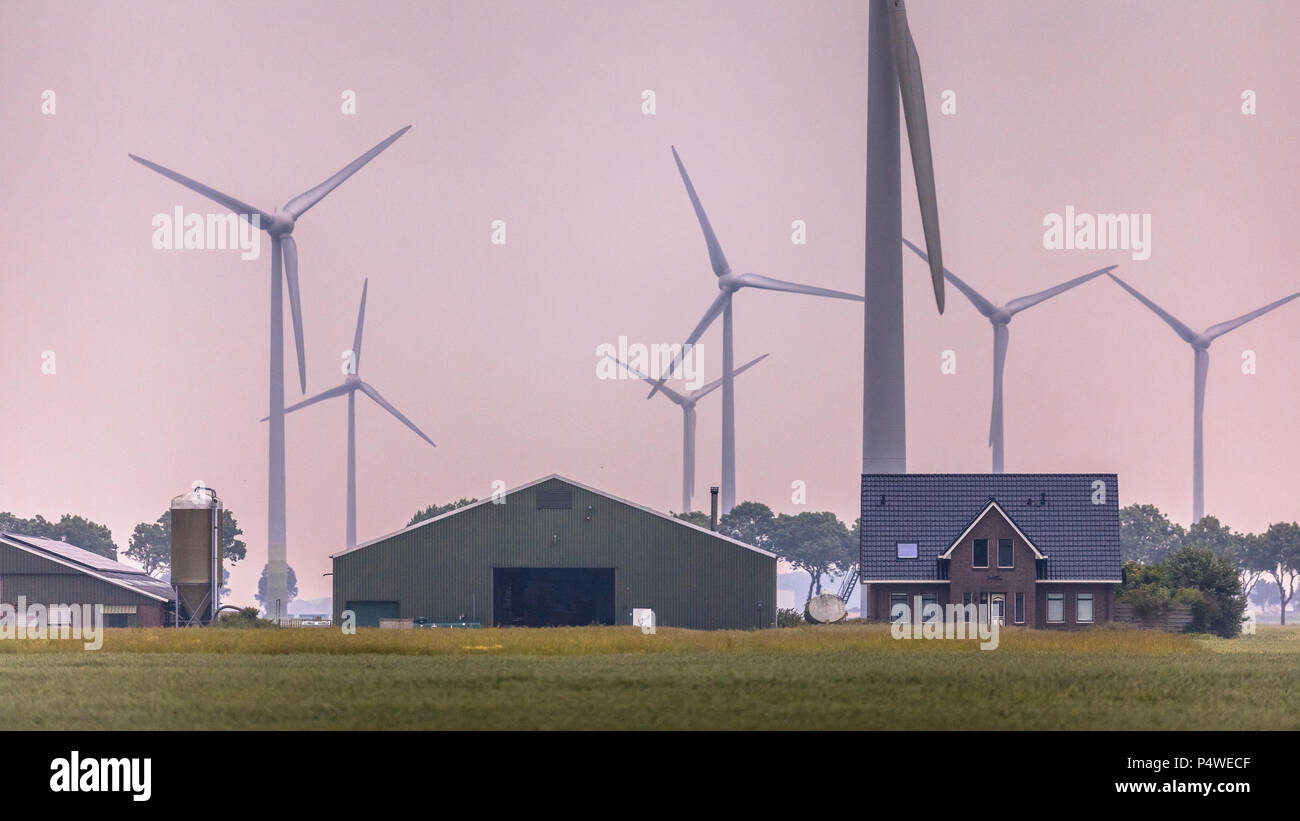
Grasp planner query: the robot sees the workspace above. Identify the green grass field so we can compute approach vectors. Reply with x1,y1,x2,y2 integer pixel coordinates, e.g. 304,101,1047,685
1,625,1295,730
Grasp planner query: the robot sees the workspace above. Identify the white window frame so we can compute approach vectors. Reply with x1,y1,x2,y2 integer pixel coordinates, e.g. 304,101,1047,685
972,538,989,569
1076,592,1094,624
896,542,919,559
889,593,908,623
1046,592,1064,624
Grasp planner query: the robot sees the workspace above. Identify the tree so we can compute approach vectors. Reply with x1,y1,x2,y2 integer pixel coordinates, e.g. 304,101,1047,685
0,512,119,559
768,512,853,602
256,564,298,611
123,509,247,577
1119,504,1185,564
718,501,776,550
408,498,478,527
1120,545,1246,637
673,511,712,529
1247,522,1300,625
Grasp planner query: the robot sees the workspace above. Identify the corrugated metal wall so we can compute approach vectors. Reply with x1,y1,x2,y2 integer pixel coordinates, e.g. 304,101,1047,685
333,478,776,629
0,545,166,626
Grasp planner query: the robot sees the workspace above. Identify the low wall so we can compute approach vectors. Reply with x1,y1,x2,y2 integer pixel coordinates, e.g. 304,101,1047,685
1113,602,1194,632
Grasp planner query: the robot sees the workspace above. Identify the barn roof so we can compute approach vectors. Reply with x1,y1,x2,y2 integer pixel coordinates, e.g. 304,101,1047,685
0,532,175,602
334,474,776,559
860,474,1121,582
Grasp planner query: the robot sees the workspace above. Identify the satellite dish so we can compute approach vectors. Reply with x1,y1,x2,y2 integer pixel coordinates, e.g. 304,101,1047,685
804,593,847,624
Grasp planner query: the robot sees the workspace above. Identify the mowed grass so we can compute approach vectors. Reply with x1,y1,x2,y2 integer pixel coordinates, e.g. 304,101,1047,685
0,625,1294,730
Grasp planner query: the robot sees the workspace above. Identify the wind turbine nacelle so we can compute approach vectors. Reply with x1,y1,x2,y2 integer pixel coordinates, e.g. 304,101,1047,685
264,212,296,235
716,273,745,292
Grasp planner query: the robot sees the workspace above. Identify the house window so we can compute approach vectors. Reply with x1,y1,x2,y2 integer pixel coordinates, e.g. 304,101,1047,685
1014,592,1025,624
1077,592,1094,623
897,542,918,559
920,594,938,623
1046,592,1064,623
997,538,1013,568
978,592,988,624
973,539,989,568
962,592,972,623
889,593,908,623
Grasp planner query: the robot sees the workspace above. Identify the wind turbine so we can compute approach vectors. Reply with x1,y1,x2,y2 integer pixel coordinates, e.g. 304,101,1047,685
608,352,768,514
264,279,436,551
903,238,1116,472
648,146,863,514
863,0,947,475
1108,273,1300,522
130,125,411,615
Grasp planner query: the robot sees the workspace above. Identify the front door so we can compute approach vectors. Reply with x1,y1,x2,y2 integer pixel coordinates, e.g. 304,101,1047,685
990,594,1006,627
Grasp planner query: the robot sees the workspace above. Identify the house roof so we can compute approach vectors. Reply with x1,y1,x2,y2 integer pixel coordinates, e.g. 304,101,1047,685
333,474,776,559
860,474,1121,582
0,532,175,602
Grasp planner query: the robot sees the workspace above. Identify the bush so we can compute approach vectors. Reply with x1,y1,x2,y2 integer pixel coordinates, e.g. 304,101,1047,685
216,607,277,628
776,608,805,628
1120,548,1246,637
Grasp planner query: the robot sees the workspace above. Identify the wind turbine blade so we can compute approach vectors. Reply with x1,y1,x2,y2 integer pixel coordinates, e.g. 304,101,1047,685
259,382,352,421
735,273,863,301
902,237,995,318
283,125,412,219
671,146,731,276
352,278,369,373
605,353,687,404
646,290,729,399
128,154,273,225
1004,265,1115,316
889,3,944,314
1203,291,1300,341
281,235,308,393
692,353,768,400
1107,273,1199,345
360,382,436,447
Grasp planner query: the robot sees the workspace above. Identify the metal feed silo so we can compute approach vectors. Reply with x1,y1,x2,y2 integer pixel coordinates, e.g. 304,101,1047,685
170,484,222,626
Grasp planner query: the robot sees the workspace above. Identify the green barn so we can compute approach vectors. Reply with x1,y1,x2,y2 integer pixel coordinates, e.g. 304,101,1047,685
331,475,776,630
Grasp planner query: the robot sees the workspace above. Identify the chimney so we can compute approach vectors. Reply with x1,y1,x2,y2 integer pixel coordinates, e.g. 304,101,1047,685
709,486,720,532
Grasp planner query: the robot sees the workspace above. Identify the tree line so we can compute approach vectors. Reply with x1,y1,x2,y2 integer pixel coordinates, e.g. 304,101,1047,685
1120,505,1299,624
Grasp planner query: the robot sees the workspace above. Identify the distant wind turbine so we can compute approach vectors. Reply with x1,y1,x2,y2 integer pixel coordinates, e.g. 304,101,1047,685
1108,272,1300,522
863,0,947,475
264,279,436,551
131,126,411,611
608,352,768,514
649,147,863,514
903,238,1115,472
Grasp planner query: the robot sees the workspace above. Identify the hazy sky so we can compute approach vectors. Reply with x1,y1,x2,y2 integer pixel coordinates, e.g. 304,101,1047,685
1,0,1297,606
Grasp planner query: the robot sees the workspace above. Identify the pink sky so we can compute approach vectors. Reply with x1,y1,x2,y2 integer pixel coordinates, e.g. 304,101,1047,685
1,0,1297,607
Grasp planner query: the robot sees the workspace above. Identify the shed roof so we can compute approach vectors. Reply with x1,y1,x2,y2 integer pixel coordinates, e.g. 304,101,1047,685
0,532,175,602
334,474,776,559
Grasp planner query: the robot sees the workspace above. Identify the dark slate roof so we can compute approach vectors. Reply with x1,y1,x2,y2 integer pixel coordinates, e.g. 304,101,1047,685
860,474,1121,582
0,532,175,601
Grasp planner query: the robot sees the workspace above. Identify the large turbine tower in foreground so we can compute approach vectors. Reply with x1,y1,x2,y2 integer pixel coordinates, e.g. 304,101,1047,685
130,126,411,617
863,0,947,474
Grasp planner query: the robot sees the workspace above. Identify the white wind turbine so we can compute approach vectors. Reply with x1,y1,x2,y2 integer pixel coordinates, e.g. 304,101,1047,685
608,352,768,514
265,279,436,551
863,0,947,475
649,146,863,514
903,238,1116,472
1108,273,1300,522
131,125,411,613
